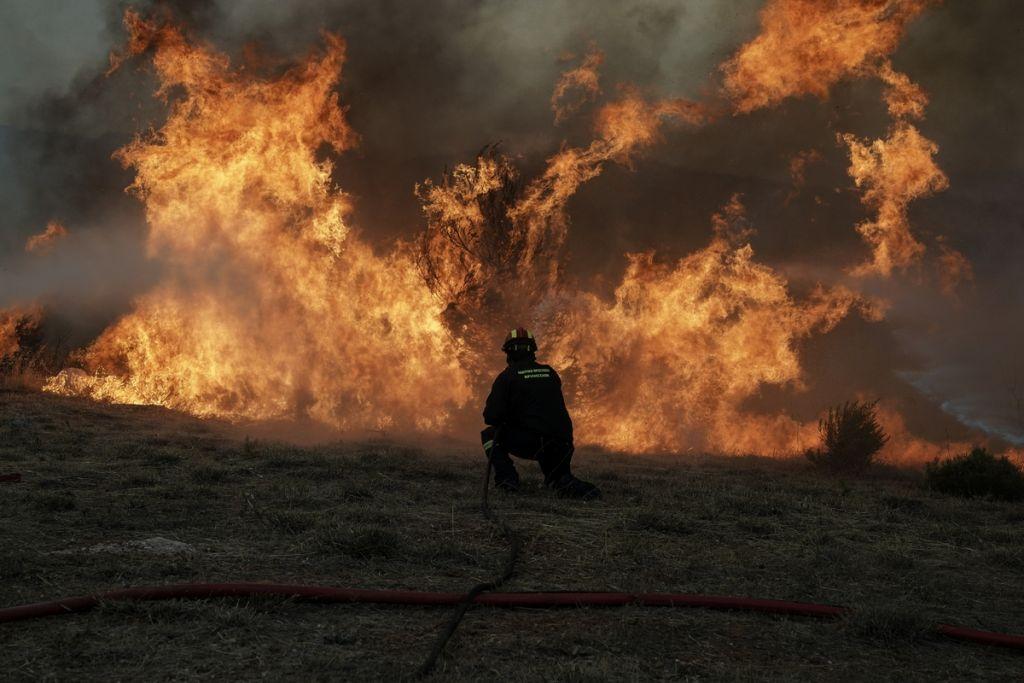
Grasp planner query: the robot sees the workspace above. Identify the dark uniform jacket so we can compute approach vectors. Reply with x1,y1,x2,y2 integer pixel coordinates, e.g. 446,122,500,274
483,359,573,443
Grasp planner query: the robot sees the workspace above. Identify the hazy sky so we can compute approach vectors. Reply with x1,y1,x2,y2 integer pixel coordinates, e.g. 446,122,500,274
0,1,110,124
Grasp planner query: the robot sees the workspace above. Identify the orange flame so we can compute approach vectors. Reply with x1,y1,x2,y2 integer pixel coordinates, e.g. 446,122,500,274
0,305,43,360
45,11,469,432
37,7,977,460
874,403,972,465
878,60,929,120
838,56,953,277
551,46,604,123
415,83,704,382
419,161,882,453
720,0,960,281
721,0,932,113
841,123,949,276
25,221,69,255
548,196,883,454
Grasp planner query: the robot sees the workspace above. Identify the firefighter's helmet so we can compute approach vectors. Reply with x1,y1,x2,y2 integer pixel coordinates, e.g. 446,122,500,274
502,327,537,353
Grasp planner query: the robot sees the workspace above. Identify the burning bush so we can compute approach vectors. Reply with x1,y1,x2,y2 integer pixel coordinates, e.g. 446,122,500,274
0,307,66,391
925,447,1024,502
414,145,536,364
806,400,888,473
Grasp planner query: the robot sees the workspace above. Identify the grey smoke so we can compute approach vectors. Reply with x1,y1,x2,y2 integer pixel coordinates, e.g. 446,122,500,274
1,0,1022,445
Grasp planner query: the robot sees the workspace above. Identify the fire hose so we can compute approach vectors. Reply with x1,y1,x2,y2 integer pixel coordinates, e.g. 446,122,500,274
2,457,1023,673
2,584,1023,649
412,448,521,677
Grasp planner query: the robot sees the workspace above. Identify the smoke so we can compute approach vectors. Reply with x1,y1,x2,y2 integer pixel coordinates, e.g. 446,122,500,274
2,0,1023,448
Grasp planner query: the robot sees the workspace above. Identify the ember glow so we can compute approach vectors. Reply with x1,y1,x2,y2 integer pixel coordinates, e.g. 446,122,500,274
5,0,1014,457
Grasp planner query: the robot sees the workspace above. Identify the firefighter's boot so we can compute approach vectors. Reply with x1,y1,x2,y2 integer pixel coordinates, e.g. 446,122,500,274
548,473,601,501
482,428,520,492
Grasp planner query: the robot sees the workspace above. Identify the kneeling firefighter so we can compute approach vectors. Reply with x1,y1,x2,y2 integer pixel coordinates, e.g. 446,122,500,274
481,327,601,500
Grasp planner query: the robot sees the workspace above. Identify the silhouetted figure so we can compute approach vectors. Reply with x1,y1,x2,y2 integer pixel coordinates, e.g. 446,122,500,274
481,327,600,500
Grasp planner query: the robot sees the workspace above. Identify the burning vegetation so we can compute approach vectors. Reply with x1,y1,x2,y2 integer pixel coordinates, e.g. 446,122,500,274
0,305,66,390
2,1,998,460
720,0,932,113
44,11,468,433
24,221,69,255
0,306,42,363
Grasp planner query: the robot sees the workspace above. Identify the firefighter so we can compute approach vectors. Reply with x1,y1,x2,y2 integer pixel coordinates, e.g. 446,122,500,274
480,327,600,500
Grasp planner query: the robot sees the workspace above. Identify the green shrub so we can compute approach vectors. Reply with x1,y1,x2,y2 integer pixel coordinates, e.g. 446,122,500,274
806,400,888,473
925,447,1024,501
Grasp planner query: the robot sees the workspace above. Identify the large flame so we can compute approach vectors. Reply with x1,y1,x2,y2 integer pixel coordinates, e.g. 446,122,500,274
721,0,931,113
31,5,984,459
415,83,704,371
841,122,948,276
721,0,964,282
417,125,877,454
45,11,469,432
551,197,883,454
838,58,950,277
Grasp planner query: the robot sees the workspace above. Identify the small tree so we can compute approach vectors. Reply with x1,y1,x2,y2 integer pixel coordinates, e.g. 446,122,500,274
925,447,1024,501
806,400,888,473
1,307,67,391
413,145,573,379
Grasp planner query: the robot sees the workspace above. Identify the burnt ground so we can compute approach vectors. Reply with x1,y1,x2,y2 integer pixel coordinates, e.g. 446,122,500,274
1,390,1023,681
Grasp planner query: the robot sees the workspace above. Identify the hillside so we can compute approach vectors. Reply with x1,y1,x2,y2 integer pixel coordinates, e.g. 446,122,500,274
1,390,1022,680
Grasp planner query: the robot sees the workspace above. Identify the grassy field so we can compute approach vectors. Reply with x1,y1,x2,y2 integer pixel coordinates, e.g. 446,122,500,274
2,389,1023,681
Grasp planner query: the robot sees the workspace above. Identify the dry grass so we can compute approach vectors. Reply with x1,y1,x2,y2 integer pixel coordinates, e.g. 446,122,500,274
2,390,1023,680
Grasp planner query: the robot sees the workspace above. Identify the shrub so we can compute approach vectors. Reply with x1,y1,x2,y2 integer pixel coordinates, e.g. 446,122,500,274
806,400,888,473
0,307,68,391
925,447,1024,501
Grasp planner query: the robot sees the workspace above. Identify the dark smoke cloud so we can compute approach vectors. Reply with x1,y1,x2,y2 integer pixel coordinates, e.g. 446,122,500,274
885,2,1024,444
1,0,1022,444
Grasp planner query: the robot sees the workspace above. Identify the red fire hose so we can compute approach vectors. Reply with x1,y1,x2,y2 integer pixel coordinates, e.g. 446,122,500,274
2,583,1022,651
3,463,1020,656
0,473,22,483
